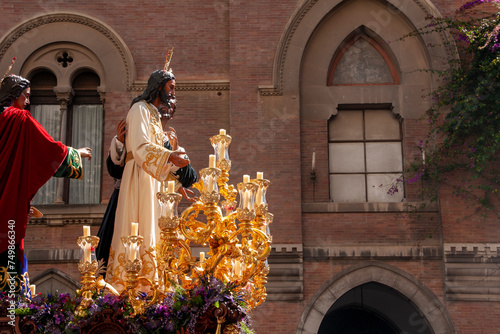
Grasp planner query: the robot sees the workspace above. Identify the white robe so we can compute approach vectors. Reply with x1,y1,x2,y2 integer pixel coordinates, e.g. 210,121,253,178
106,101,179,292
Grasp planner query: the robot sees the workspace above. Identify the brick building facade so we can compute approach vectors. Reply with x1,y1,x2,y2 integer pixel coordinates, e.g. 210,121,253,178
0,0,498,333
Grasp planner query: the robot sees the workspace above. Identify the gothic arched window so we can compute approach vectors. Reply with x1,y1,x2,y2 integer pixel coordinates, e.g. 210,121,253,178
327,28,399,86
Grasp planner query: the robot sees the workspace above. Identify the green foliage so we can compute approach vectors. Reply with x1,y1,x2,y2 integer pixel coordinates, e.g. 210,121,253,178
405,2,500,219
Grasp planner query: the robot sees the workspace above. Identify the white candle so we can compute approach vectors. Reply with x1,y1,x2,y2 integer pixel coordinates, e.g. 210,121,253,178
256,187,263,206
243,175,250,183
244,190,250,209
168,180,175,193
209,154,216,168
129,243,137,261
30,284,36,296
131,222,138,236
84,244,91,263
218,143,225,161
83,225,90,237
256,172,263,179
312,149,316,171
219,129,226,135
200,252,205,262
207,177,214,192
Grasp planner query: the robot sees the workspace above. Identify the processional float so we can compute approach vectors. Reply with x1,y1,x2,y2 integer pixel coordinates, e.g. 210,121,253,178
75,129,273,331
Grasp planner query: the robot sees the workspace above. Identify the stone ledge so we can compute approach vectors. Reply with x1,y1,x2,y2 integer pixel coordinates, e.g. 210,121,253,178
302,201,438,213
444,243,500,254
28,204,106,225
304,245,442,259
25,249,79,263
272,244,303,252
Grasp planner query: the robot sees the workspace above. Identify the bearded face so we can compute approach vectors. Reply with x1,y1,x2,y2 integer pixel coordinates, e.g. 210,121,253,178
159,96,177,120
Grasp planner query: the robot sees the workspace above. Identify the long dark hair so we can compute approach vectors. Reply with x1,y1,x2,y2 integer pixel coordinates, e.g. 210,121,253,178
130,70,175,107
0,75,30,111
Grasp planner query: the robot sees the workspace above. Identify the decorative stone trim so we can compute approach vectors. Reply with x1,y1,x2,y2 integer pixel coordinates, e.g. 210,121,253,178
129,80,230,92
445,243,500,255
27,204,106,226
267,244,304,301
258,85,282,96
305,245,442,260
302,201,438,213
272,244,303,252
444,243,500,302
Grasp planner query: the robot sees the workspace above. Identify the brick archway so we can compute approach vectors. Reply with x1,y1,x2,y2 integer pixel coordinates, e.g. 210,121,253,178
296,262,455,334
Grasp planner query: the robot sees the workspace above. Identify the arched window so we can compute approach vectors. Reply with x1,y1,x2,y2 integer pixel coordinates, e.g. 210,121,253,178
327,27,399,86
30,69,103,205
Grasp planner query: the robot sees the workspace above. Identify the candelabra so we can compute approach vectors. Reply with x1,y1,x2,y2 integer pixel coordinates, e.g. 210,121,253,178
77,130,273,318
75,233,99,316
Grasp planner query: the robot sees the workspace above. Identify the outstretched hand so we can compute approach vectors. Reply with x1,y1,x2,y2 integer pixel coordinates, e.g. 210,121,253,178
77,147,92,160
179,187,198,202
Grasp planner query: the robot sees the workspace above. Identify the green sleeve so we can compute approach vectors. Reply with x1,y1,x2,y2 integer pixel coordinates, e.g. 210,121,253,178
54,147,83,179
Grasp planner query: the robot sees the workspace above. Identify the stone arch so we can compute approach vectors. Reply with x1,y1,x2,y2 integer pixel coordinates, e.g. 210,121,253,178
266,0,453,99
0,12,136,91
296,262,455,334
21,42,105,94
30,268,80,296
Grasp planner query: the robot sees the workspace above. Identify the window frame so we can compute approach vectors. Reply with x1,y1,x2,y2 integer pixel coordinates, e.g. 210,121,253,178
328,104,405,203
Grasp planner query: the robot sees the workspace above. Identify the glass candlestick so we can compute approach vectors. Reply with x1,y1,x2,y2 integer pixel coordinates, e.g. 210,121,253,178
237,177,258,222
252,177,270,217
157,189,182,230
121,235,144,294
77,235,99,296
210,131,232,173
121,235,143,263
200,167,221,204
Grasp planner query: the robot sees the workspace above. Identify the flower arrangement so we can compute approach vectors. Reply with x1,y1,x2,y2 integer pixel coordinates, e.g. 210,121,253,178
0,277,255,334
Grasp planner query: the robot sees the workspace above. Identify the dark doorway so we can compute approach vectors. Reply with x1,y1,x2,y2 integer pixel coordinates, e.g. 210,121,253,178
318,282,433,334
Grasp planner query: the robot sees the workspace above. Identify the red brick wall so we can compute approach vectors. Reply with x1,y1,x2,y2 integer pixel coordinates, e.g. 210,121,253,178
2,0,500,333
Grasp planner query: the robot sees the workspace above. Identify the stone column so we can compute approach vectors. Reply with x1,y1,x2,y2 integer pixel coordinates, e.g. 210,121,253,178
53,88,73,204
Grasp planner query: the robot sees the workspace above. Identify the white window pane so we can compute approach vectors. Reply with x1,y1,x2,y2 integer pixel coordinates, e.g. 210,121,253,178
366,142,402,172
367,174,404,202
365,110,400,140
330,174,366,202
329,143,365,173
329,110,363,140
31,105,61,205
69,105,103,204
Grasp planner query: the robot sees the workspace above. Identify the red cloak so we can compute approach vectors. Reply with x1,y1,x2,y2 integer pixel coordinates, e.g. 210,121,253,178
0,106,67,254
